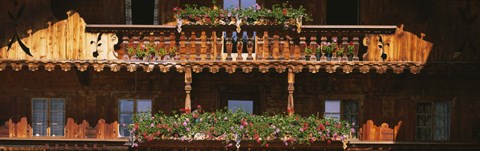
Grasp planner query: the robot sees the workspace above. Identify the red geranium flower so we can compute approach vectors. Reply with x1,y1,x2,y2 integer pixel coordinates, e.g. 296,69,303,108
282,9,287,15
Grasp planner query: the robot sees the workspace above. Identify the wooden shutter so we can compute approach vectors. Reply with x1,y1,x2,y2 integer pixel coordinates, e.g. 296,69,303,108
32,98,48,136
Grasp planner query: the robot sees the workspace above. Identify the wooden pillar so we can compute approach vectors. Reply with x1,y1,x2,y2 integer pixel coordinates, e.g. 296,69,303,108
184,66,192,113
287,68,295,116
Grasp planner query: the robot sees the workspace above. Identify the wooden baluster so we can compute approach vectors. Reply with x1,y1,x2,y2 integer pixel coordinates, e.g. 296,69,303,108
331,36,338,61
185,66,192,113
341,36,349,61
320,36,327,61
122,36,130,60
179,32,187,61
247,39,254,60
287,69,295,116
132,36,140,60
310,36,318,61
279,38,285,60
236,37,243,61
226,33,233,61
189,31,197,61
286,36,294,60
200,31,207,61
353,36,360,61
257,34,264,60
266,32,274,60
205,34,212,61
273,34,280,60
193,32,201,61
215,32,222,61
299,36,307,60
168,32,178,60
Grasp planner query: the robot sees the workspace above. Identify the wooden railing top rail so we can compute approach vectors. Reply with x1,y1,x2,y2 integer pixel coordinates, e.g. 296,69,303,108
85,24,397,35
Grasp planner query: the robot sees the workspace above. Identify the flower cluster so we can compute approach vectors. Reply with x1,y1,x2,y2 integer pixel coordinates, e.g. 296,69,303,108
130,105,351,148
172,2,312,28
126,43,176,61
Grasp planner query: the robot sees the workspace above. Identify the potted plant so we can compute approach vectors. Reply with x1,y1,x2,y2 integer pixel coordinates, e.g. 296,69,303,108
323,42,334,61
304,47,312,61
158,47,167,61
315,46,322,61
169,47,177,60
135,45,146,60
347,41,355,61
336,48,344,61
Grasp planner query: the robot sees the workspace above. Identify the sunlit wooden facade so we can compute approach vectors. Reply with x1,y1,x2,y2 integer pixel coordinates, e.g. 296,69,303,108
0,0,479,150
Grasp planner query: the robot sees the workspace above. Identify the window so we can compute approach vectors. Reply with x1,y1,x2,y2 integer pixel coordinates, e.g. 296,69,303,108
224,0,256,9
416,101,450,141
324,100,359,136
32,98,65,137
119,99,152,137
228,100,253,114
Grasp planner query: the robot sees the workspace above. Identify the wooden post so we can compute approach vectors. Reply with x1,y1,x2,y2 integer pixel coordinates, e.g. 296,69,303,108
287,68,295,116
184,66,192,114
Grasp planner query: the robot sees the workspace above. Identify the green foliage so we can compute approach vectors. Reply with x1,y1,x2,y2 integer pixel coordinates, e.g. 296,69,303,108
173,2,312,26
304,47,312,55
131,107,351,147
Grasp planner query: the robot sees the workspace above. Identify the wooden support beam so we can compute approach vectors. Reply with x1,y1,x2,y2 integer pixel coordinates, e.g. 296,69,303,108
287,68,295,116
184,66,192,113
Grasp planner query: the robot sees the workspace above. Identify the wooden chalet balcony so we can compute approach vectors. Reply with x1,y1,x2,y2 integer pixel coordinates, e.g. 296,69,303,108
78,24,424,74
0,12,430,74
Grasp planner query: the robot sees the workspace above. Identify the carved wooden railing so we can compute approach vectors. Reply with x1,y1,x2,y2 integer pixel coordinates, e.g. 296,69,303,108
360,120,403,141
85,24,400,62
0,117,118,139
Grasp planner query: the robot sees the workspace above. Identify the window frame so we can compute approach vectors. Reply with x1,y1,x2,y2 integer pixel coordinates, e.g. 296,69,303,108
118,98,152,137
415,101,451,141
31,98,66,137
324,100,360,138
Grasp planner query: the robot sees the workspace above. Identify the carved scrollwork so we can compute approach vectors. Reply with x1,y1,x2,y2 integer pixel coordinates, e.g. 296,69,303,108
76,63,88,72
44,63,56,71
143,64,155,73
175,65,185,73
342,65,353,74
359,65,370,74
292,65,303,73
159,65,170,73
60,63,71,71
110,64,121,72
209,65,220,73
10,63,23,71
225,65,237,74
374,65,388,74
409,65,421,74
275,66,287,73
307,65,320,73
325,65,337,73
192,65,202,73
127,64,137,72
259,65,269,73
0,63,6,71
93,64,105,72
392,65,405,74
241,65,253,73
28,63,39,71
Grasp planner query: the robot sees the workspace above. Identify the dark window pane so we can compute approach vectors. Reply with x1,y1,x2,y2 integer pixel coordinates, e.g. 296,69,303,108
120,99,134,113
119,113,134,137
32,99,48,136
434,102,450,141
50,99,65,136
416,102,432,141
137,99,152,114
228,100,253,114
